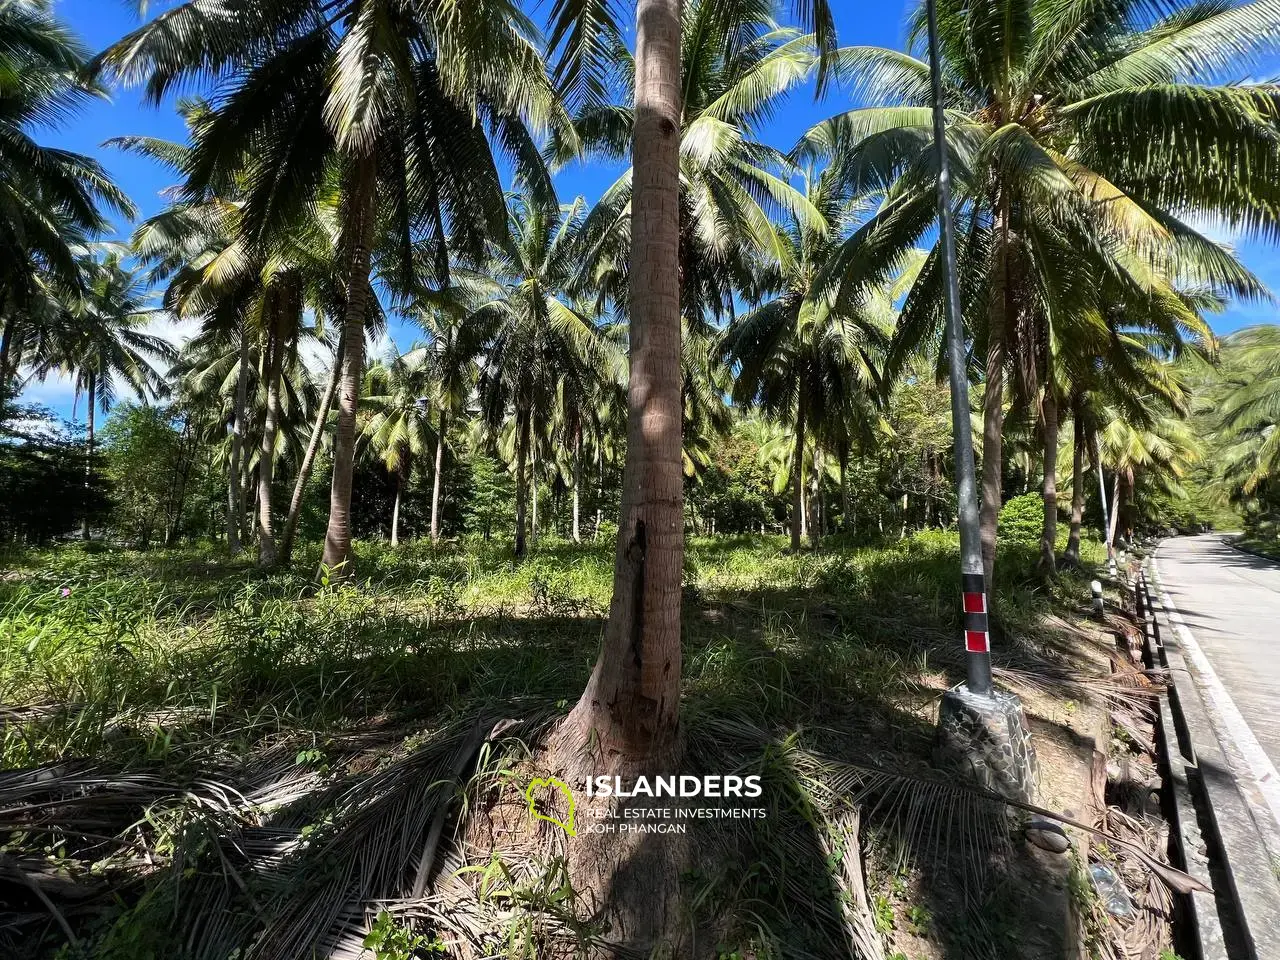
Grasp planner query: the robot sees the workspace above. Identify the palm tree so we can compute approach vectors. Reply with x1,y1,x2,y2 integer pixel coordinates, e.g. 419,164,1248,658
28,249,173,537
408,284,493,545
472,195,614,559
1214,326,1280,497
814,0,1276,583
545,4,836,853
359,345,436,546
0,0,134,383
1035,275,1217,572
1100,401,1201,548
720,171,893,549
554,0,832,329
99,0,563,576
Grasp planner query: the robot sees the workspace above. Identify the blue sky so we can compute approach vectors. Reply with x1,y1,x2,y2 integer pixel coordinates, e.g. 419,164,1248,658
23,0,1280,417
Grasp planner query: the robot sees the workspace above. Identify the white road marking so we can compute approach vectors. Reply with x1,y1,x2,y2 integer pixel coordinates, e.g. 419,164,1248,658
1151,555,1280,842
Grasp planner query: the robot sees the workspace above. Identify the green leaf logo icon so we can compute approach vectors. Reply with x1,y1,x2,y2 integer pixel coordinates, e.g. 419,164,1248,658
525,776,576,837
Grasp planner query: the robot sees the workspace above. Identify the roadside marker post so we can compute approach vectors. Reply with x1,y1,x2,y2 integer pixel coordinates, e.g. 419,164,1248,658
926,0,1036,802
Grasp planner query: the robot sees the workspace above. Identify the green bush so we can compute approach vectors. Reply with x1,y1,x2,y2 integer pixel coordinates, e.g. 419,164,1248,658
998,491,1044,544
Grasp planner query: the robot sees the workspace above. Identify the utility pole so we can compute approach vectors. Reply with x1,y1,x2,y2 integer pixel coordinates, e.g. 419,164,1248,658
925,0,992,697
926,0,1037,803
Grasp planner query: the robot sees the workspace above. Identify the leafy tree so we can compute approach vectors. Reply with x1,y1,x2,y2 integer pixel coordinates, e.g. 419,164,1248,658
0,400,109,544
99,403,190,547
1214,325,1280,498
27,249,173,538
0,0,134,382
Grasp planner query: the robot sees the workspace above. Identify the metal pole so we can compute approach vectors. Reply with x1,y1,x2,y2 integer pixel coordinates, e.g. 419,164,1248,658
926,0,992,696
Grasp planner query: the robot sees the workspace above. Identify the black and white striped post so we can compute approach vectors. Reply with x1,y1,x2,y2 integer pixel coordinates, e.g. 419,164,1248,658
927,0,1037,803
925,0,992,697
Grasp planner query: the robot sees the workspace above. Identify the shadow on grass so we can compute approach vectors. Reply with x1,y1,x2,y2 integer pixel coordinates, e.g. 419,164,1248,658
2,534,1116,958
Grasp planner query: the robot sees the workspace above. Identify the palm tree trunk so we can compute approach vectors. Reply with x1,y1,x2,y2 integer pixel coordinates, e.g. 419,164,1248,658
1038,384,1059,575
1106,473,1121,550
514,409,531,559
228,324,250,555
840,444,851,532
979,194,1012,586
810,449,822,549
594,442,604,540
391,452,406,547
280,339,343,565
320,154,377,577
531,445,539,546
430,409,446,543
560,0,684,772
0,317,15,388
256,288,289,567
166,420,194,546
791,393,806,550
572,424,582,542
1064,403,1084,565
82,373,95,541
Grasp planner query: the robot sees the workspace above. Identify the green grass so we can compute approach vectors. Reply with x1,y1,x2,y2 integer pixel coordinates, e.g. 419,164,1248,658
0,529,1111,958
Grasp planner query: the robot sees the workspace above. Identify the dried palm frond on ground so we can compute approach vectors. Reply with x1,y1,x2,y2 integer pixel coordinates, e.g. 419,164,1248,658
2,532,1194,958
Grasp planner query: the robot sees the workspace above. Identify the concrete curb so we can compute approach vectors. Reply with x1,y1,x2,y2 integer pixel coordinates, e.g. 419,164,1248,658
1139,560,1280,960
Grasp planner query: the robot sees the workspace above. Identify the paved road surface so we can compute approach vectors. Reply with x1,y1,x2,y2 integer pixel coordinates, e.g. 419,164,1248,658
1155,534,1280,771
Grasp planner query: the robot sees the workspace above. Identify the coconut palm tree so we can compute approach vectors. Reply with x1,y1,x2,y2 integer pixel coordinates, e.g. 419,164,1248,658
472,195,614,559
0,0,134,383
119,116,346,564
1029,270,1218,573
359,345,437,546
546,7,837,868
27,249,173,537
554,0,832,328
1100,400,1201,548
812,0,1276,583
1214,325,1280,497
720,170,894,549
99,0,563,577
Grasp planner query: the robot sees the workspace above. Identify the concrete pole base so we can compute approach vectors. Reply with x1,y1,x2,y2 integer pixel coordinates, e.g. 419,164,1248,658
935,684,1039,804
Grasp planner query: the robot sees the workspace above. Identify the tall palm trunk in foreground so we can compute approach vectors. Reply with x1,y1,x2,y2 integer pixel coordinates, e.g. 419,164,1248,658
321,156,377,575
562,0,684,765
280,341,343,565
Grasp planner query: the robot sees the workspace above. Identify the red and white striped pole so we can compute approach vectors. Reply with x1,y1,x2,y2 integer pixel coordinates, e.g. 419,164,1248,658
927,0,993,696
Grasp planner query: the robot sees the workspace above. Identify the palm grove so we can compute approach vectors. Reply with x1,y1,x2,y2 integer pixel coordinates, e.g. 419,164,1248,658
3,0,1280,943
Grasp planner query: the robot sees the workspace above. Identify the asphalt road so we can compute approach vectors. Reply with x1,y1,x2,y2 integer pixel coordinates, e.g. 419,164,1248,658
1155,535,1280,770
